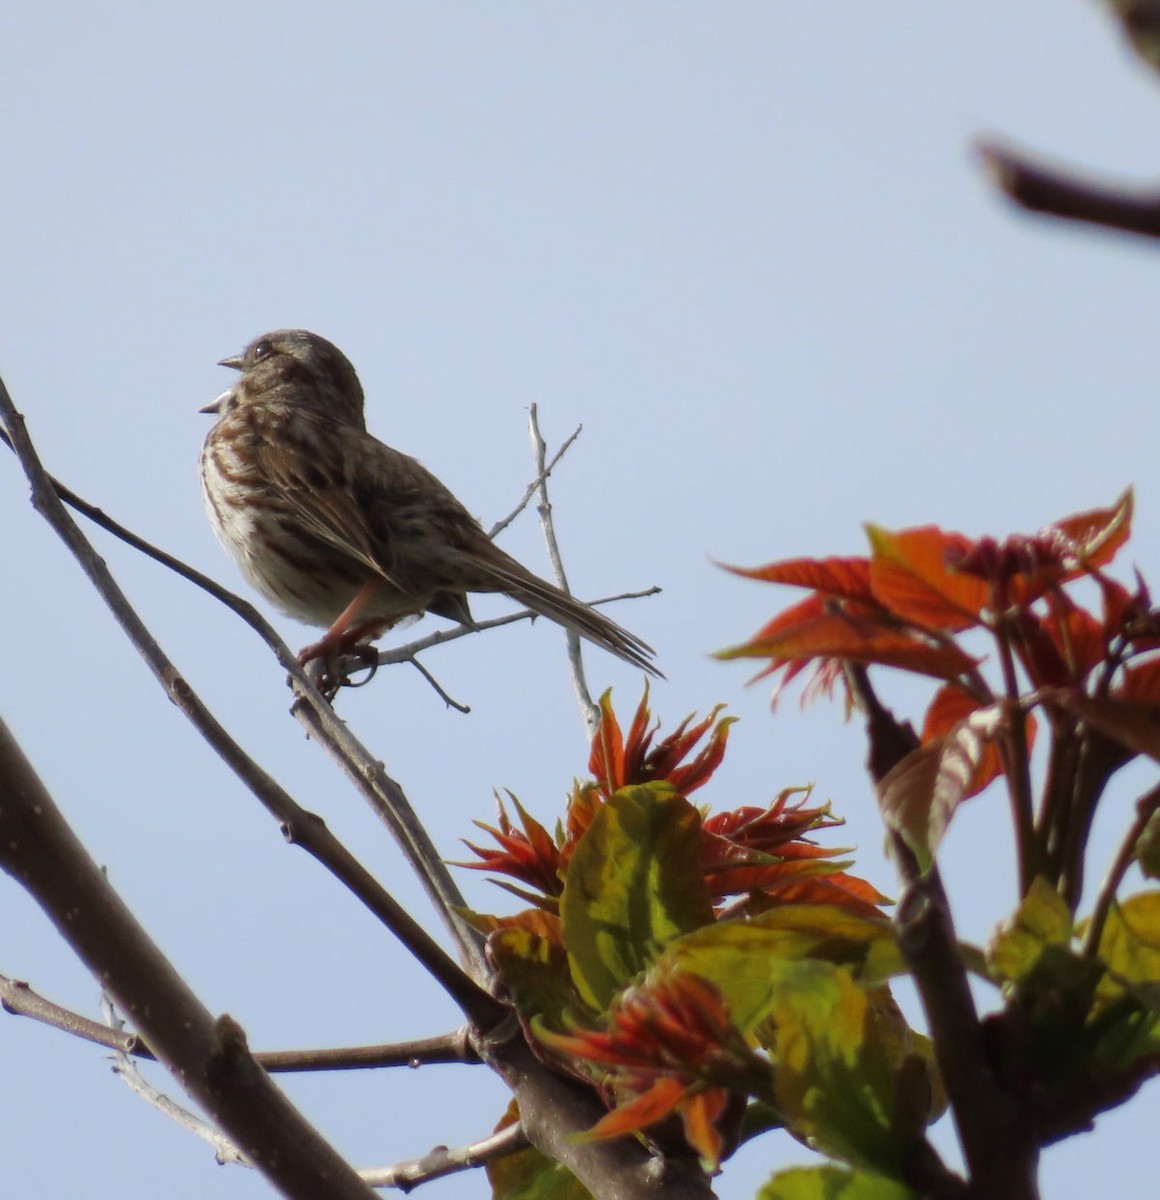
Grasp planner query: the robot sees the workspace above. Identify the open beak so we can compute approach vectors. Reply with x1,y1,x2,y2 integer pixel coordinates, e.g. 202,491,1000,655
199,388,233,415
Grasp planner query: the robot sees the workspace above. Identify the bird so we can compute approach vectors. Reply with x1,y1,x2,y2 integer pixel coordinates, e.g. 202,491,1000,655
199,329,658,686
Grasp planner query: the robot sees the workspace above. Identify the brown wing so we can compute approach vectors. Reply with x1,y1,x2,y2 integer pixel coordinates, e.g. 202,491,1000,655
251,411,484,603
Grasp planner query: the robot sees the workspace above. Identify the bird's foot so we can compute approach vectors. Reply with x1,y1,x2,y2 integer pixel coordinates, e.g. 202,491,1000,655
297,628,381,699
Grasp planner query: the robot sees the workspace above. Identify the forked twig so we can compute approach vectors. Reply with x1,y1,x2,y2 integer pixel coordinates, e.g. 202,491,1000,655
488,422,583,539
527,404,600,734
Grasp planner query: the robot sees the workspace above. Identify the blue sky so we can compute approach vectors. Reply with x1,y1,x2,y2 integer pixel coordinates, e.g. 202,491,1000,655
3,4,1159,1198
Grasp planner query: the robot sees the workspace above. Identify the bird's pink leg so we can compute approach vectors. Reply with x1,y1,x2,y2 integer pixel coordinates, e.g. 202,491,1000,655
297,579,388,667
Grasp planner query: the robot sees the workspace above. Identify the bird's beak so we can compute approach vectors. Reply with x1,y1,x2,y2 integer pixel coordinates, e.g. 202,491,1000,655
199,388,232,415
217,353,245,370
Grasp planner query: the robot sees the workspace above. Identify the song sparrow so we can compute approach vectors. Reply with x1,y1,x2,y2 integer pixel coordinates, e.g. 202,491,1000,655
199,329,658,682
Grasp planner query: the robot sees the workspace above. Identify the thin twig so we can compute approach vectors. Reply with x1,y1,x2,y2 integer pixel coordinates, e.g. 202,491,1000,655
488,423,583,539
528,404,599,734
101,992,249,1166
407,657,471,712
359,1122,528,1190
1,977,480,1069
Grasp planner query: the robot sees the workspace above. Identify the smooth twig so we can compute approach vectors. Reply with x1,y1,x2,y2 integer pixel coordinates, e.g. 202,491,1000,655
375,589,662,668
359,1123,527,1190
488,423,583,539
1,976,479,1070
101,992,249,1166
527,404,600,735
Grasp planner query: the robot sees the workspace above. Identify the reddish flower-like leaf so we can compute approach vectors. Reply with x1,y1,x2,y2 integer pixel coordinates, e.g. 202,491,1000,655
700,790,889,917
589,687,735,799
1024,595,1107,685
1119,657,1160,704
535,966,768,1172
457,791,565,903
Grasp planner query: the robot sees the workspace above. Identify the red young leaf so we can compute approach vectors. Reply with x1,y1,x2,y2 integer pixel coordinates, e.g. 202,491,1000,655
589,688,734,799
721,607,978,683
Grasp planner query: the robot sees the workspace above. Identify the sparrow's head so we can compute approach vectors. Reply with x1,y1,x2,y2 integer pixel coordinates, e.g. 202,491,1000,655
201,329,366,426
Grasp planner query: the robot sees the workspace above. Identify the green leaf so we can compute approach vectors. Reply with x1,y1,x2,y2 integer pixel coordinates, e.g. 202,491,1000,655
759,1163,914,1200
765,963,907,1174
989,877,1073,983
560,782,715,1010
664,906,903,1033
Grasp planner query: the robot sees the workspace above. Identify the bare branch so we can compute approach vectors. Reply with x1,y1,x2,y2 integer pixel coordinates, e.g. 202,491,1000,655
488,422,583,539
528,404,600,735
0,714,377,1200
359,1122,527,1190
1,977,479,1070
101,993,249,1166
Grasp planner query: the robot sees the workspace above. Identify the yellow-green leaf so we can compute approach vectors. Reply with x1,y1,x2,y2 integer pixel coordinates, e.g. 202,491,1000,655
664,906,903,1033
759,1165,915,1200
488,926,596,1034
1096,890,1160,986
560,782,715,1010
989,877,1073,983
766,963,901,1173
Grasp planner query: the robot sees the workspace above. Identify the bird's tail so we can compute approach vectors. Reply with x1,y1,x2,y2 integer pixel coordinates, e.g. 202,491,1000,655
485,555,661,677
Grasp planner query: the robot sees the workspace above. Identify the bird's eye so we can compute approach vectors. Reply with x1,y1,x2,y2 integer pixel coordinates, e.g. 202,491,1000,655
251,339,274,362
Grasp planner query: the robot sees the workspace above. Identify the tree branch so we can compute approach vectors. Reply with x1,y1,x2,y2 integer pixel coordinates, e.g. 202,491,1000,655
0,715,378,1200
359,1122,527,1190
849,664,1040,1200
528,404,600,735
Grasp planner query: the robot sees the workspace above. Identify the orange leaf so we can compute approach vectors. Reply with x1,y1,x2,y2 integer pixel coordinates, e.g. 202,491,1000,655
722,556,874,603
721,609,978,684
586,1077,688,1139
866,525,989,631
